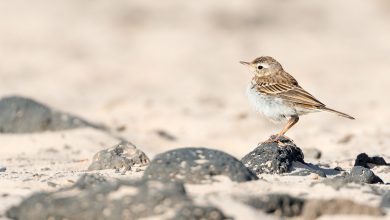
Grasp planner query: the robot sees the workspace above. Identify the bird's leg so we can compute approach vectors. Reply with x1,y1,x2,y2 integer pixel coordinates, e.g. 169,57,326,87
273,116,299,142
279,116,299,136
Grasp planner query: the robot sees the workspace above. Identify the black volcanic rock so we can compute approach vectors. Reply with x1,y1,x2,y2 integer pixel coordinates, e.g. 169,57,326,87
349,166,383,184
88,141,150,172
354,153,388,168
241,136,304,175
7,174,228,220
323,166,383,189
143,147,258,184
0,96,103,133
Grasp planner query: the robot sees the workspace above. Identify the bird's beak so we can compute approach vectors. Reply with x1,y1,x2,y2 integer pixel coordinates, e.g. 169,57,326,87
239,61,250,66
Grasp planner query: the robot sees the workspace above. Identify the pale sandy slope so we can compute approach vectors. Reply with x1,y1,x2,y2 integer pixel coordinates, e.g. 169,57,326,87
1,0,390,219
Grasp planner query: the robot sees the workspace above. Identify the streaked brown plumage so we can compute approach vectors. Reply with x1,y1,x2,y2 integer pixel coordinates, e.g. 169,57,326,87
240,56,354,138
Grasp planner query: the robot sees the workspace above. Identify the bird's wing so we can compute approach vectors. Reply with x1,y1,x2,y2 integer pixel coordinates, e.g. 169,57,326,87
253,75,325,108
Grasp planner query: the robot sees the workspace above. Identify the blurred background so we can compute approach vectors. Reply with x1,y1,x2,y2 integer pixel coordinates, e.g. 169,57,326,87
0,0,390,158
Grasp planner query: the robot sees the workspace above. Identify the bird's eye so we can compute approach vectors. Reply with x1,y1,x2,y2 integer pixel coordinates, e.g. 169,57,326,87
257,65,263,70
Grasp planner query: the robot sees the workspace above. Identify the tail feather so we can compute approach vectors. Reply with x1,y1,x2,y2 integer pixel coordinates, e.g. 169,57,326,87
321,107,355,120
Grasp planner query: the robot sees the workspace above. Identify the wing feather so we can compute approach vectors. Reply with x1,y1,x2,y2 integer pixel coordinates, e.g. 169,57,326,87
253,75,325,108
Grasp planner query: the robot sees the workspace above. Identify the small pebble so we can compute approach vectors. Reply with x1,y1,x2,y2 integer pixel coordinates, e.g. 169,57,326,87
338,134,354,144
116,125,126,132
304,148,322,159
0,166,6,172
47,182,57,187
155,129,177,141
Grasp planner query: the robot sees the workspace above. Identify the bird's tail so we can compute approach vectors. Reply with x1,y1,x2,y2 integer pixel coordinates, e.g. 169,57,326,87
321,107,355,120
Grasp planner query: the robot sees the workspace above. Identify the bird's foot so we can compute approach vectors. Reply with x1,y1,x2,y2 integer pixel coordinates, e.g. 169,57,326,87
265,134,293,144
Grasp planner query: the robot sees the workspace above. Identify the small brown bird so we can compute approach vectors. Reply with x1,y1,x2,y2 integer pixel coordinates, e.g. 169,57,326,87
240,56,354,139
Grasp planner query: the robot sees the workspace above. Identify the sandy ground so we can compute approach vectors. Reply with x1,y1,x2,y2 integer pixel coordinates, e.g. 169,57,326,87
1,0,390,219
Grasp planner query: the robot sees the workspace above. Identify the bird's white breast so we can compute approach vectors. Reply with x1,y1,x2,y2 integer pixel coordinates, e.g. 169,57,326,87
246,84,297,122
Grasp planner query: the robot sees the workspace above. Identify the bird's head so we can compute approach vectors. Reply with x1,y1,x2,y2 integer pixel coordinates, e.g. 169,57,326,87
240,56,283,77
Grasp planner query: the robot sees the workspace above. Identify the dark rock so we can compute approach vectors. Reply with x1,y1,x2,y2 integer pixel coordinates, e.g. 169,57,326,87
241,136,304,174
7,174,228,220
349,166,383,184
323,166,383,189
242,194,305,217
173,205,230,220
0,166,6,172
0,96,102,133
88,141,150,171
354,153,388,168
380,191,390,208
304,148,322,159
302,199,384,219
113,180,189,218
143,147,258,184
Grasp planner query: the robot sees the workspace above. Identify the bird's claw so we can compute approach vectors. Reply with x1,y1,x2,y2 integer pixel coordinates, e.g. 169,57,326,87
264,134,292,144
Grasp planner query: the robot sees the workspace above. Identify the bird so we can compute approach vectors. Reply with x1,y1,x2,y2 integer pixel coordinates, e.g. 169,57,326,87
240,56,354,140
